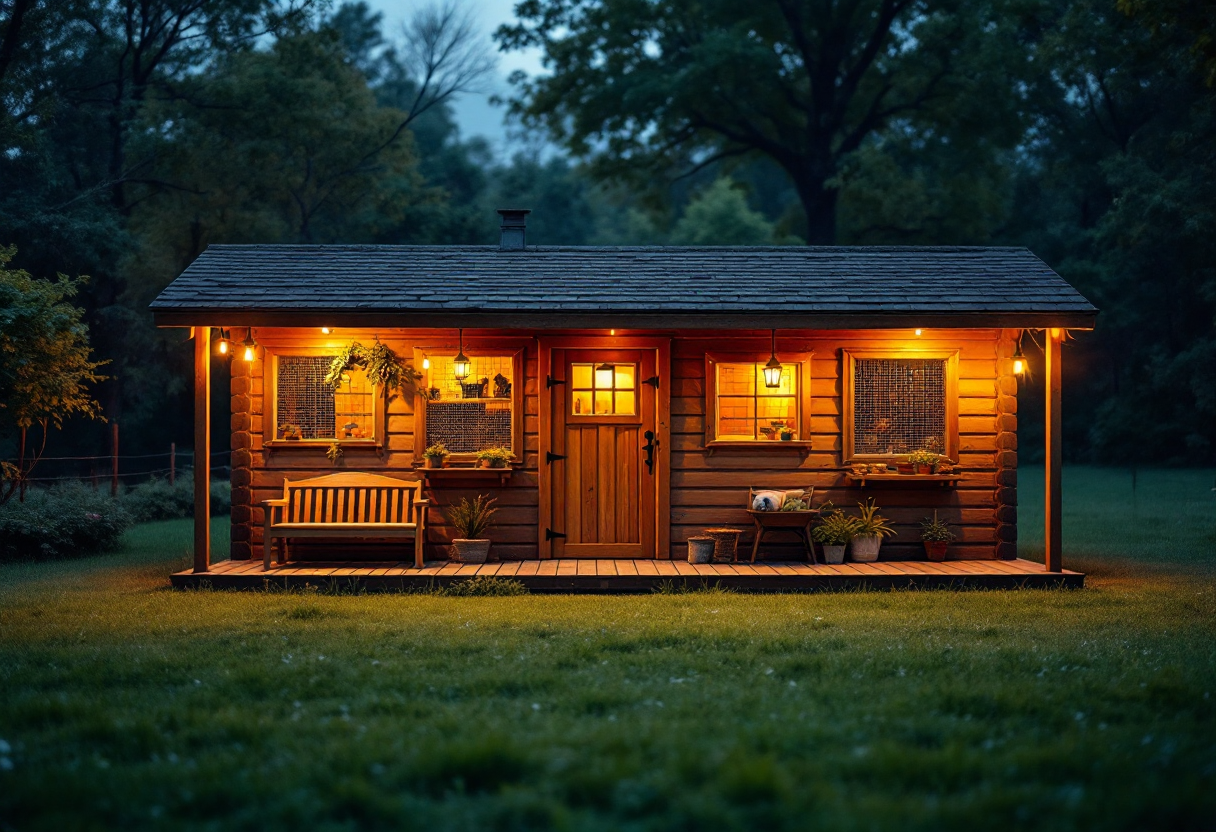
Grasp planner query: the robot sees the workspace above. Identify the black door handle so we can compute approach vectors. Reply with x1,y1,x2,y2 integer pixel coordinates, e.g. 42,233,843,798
642,430,657,473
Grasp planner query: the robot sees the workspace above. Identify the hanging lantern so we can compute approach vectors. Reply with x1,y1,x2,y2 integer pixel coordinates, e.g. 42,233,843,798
595,363,614,388
242,329,257,362
216,328,229,356
763,329,783,389
1012,332,1027,375
452,328,471,381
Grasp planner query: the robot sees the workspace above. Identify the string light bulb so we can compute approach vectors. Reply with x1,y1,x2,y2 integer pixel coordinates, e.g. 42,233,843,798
452,328,471,381
1012,332,1027,375
763,329,783,389
242,329,257,362
217,329,229,356
422,357,430,370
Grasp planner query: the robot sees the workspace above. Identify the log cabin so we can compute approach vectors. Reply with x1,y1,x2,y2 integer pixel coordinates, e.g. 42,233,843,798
153,209,1096,591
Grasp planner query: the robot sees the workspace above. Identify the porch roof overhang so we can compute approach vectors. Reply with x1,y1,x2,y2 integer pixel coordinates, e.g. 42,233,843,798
150,244,1098,330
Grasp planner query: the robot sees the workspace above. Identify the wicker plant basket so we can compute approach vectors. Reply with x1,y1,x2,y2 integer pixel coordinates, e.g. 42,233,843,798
703,528,742,563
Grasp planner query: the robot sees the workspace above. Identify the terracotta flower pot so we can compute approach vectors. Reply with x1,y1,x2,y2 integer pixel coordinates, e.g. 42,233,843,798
451,539,491,564
849,535,883,562
915,463,932,475
924,541,948,561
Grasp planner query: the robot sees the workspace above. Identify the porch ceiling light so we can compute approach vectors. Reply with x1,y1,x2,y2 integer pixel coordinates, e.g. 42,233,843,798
763,329,783,389
242,329,257,362
453,328,471,380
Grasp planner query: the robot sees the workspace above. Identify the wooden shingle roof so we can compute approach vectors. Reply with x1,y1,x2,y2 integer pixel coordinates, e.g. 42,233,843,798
150,244,1097,329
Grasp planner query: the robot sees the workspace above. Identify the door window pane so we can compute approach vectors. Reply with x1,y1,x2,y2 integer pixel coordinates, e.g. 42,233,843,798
571,362,637,416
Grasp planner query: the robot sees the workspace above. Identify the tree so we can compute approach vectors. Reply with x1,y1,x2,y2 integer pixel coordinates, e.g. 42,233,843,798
498,0,1027,244
669,179,779,246
0,246,105,503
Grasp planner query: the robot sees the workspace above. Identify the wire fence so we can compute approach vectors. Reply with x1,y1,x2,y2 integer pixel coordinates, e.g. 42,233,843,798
3,446,232,487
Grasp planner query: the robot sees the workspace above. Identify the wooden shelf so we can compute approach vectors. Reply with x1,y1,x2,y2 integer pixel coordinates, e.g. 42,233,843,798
847,473,961,488
417,466,515,486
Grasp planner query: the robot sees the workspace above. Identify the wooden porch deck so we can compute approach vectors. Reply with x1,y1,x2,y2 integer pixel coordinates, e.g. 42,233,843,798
171,558,1083,592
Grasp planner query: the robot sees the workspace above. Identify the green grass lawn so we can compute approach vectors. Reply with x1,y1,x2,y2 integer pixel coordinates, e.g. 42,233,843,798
1,467,1213,831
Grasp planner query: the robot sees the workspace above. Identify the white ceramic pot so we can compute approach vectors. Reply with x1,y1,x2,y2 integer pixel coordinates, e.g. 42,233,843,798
822,545,846,565
687,537,715,564
849,535,883,562
451,539,491,563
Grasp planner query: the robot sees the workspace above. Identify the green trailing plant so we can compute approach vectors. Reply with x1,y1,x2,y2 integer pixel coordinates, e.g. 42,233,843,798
920,511,957,543
325,340,420,399
811,510,860,546
326,442,344,464
853,498,897,538
476,447,513,467
446,495,498,540
780,497,808,511
423,442,451,460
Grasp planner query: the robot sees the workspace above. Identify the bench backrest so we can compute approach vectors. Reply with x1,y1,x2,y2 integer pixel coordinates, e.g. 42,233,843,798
281,472,424,524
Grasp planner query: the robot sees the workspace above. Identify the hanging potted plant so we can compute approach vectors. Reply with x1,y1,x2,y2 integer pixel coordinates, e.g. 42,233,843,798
422,442,450,469
447,495,498,564
920,511,956,561
849,498,897,562
476,447,512,469
811,510,859,565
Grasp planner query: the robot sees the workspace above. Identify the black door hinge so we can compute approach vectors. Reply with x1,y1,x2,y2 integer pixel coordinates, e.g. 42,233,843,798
545,528,566,540
642,375,660,388
546,375,566,388
545,451,566,464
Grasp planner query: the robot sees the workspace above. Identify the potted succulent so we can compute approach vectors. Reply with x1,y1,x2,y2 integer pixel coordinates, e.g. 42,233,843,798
848,498,897,562
447,495,498,563
779,426,795,441
811,510,858,564
920,511,956,561
476,447,512,469
422,442,450,469
907,449,941,474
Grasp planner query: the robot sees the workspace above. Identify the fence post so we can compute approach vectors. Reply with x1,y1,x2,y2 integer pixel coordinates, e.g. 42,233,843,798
111,422,119,497
169,442,176,486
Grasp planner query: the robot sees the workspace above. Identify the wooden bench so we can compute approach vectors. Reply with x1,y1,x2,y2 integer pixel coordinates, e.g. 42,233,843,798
262,472,429,570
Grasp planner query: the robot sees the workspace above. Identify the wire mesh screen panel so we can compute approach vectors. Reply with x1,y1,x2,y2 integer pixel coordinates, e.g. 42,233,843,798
275,356,374,440
424,354,514,453
853,358,946,455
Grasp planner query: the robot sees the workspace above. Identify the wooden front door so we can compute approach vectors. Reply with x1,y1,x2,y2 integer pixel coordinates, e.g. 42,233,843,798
549,349,657,557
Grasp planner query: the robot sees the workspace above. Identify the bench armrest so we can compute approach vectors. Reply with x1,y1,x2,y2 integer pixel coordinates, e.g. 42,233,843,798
413,498,430,507
263,498,289,506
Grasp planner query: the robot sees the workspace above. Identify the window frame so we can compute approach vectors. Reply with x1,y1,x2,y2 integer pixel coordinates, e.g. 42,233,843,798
703,351,814,449
263,346,385,449
842,348,960,463
412,345,526,464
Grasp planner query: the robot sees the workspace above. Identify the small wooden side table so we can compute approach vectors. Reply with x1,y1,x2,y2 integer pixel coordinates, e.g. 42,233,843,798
746,510,820,563
702,528,744,563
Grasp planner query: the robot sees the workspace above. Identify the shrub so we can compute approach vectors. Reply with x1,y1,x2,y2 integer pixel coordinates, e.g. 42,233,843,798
0,482,132,561
121,475,231,522
440,577,528,596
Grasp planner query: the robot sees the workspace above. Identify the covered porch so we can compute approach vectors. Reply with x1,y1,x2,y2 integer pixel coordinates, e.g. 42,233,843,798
172,557,1083,593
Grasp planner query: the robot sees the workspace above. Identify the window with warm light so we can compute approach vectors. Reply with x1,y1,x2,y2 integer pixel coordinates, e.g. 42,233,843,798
570,362,636,415
843,350,959,461
272,354,377,441
418,349,523,455
714,362,800,440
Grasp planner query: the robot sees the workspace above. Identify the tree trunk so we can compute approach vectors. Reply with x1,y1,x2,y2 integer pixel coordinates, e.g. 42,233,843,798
793,173,839,246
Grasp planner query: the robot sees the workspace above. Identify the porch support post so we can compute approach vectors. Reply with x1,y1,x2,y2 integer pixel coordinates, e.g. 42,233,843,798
193,326,211,573
1044,328,1063,572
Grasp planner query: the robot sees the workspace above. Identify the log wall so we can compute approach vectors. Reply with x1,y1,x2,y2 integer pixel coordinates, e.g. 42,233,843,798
229,327,1017,562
